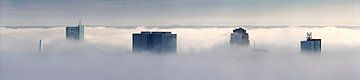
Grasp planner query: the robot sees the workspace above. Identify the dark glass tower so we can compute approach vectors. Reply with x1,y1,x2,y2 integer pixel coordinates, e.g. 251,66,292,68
133,31,177,53
300,32,321,53
230,27,250,47
66,21,85,40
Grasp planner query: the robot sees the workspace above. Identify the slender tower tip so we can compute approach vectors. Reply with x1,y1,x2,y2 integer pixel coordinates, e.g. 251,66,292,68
306,32,312,40
39,39,43,52
253,40,256,48
79,19,82,25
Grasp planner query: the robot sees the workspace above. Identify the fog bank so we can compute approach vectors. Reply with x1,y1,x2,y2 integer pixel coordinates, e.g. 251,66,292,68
1,26,360,80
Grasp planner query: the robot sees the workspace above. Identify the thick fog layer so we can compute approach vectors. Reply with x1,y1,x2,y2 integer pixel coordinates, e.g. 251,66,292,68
1,26,360,80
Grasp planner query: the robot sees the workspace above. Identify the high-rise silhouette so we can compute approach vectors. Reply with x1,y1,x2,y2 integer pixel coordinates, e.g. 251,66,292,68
133,31,177,53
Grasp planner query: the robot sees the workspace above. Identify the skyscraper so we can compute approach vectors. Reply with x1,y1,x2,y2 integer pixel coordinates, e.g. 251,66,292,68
230,27,250,47
66,20,85,40
133,31,177,53
300,32,321,53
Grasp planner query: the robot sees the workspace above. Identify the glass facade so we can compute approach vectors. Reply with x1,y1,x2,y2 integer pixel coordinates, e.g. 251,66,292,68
230,28,249,47
301,39,321,53
66,24,84,40
132,31,177,53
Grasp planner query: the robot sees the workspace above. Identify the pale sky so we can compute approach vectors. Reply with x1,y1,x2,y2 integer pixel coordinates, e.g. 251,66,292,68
0,0,360,26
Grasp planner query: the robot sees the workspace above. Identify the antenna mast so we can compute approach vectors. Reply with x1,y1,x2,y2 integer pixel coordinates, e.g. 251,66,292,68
306,32,312,40
78,19,82,25
253,40,256,48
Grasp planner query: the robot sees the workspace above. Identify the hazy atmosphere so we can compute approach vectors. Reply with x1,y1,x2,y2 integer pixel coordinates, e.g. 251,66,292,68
1,26,360,80
1,0,360,25
1,0,360,80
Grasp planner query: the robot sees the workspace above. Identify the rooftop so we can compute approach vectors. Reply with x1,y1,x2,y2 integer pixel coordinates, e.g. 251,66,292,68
137,31,173,34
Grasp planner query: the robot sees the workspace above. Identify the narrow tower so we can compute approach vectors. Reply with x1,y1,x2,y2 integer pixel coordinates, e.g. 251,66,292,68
39,39,43,52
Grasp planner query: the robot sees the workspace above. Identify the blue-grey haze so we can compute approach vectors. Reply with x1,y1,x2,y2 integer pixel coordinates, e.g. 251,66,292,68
1,0,360,25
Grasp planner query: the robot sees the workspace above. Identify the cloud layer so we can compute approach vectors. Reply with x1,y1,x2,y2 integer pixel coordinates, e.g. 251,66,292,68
1,26,360,80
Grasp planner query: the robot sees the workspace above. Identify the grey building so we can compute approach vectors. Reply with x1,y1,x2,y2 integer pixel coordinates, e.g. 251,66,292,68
133,31,177,53
230,27,250,47
66,21,85,40
300,32,321,53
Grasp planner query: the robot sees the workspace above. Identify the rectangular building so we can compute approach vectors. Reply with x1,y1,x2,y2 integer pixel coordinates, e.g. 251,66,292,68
301,39,321,53
133,31,177,53
66,24,84,40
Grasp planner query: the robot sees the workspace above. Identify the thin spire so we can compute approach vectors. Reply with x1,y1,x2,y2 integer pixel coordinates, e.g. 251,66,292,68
78,19,82,25
253,40,256,48
39,39,43,52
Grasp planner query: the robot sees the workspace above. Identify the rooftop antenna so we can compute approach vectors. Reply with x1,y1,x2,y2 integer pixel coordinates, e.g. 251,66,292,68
253,40,256,48
306,32,312,40
78,19,82,25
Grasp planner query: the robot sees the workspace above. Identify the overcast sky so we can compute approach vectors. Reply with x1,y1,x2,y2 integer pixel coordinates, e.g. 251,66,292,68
0,0,360,25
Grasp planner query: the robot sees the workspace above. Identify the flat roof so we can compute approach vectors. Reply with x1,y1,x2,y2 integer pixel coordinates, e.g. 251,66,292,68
135,31,173,34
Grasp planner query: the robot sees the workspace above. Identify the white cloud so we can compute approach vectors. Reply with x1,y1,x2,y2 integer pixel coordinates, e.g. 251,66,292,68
1,26,360,80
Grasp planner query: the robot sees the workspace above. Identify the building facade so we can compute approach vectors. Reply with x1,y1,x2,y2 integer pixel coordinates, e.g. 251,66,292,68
66,22,84,40
133,31,177,53
230,27,250,47
300,32,321,53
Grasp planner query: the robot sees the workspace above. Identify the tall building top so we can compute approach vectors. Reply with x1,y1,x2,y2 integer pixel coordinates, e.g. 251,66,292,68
301,32,321,53
66,20,85,40
304,32,321,41
233,27,247,33
137,31,173,34
66,20,84,27
306,32,312,40
310,39,321,41
230,27,250,47
133,31,177,53
152,32,172,34
140,31,151,34
78,19,82,25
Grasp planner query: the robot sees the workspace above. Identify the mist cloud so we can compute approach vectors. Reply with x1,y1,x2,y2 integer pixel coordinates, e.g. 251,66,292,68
1,26,360,80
